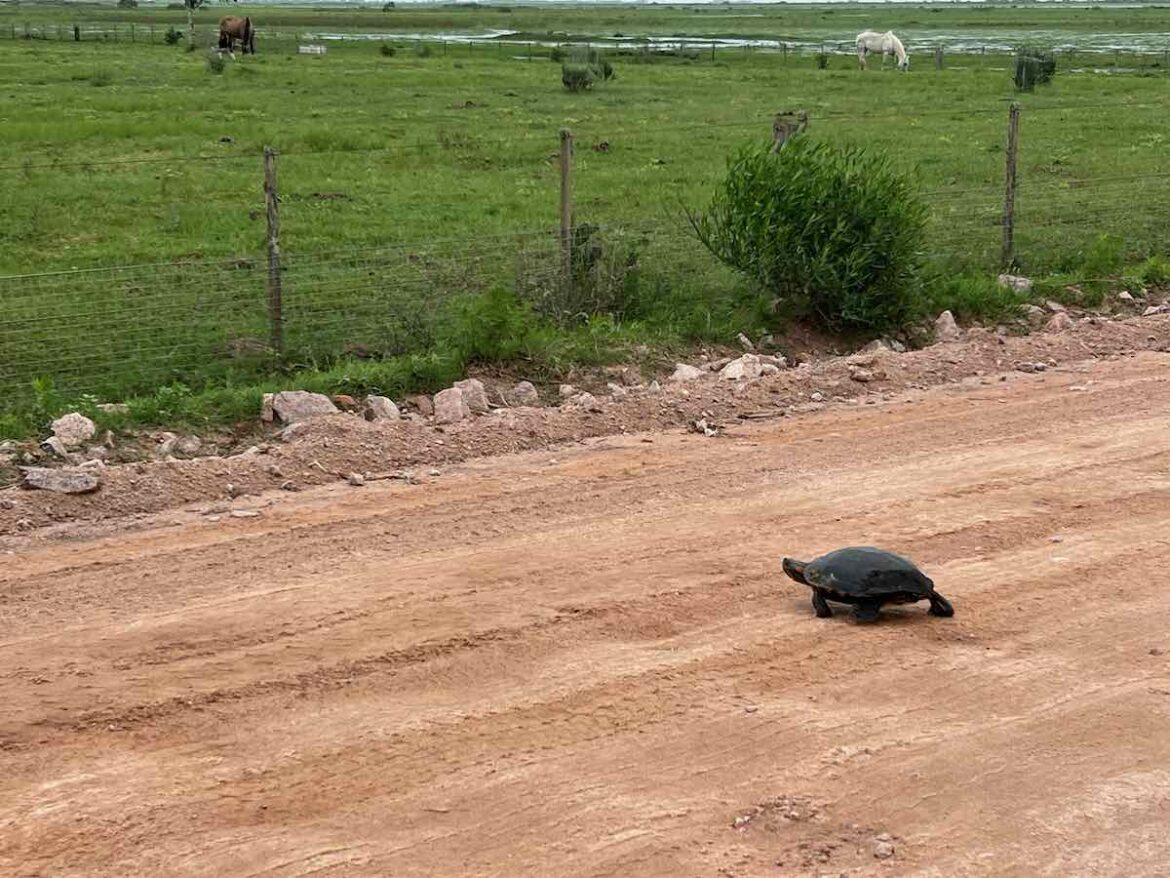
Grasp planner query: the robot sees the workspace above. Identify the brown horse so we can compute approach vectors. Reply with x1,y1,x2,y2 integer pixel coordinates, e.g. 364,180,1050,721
218,16,255,55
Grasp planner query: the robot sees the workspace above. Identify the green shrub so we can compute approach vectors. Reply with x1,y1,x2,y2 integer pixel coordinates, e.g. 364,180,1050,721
206,52,226,75
815,52,830,69
925,273,1027,324
1014,45,1057,91
379,43,396,57
561,64,594,92
516,225,641,325
549,46,565,63
88,69,113,87
1140,255,1170,287
439,286,537,365
689,138,928,333
164,26,183,45
117,0,138,7
414,42,433,58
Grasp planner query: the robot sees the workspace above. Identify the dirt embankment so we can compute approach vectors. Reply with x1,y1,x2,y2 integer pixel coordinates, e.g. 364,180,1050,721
3,313,1170,539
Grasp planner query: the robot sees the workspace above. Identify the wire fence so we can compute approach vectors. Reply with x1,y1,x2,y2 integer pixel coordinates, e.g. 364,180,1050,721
1,101,1168,410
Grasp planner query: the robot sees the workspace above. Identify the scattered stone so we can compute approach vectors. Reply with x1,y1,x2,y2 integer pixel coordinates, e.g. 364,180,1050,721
647,380,662,393
1118,290,1135,303
330,394,359,411
51,412,96,449
1150,648,1165,657
278,422,313,443
998,273,1033,294
96,403,129,415
720,354,762,381
1023,304,1047,323
569,392,603,412
509,381,540,407
347,472,365,487
229,509,260,519
454,378,490,414
0,498,16,510
607,382,628,401
433,387,470,424
859,339,892,355
691,418,719,437
736,332,756,352
175,435,202,456
1045,299,1068,313
267,390,339,425
810,391,825,402
873,840,895,860
669,364,705,383
758,354,788,368
1044,312,1075,333
849,366,874,383
19,466,101,494
559,384,577,398
1142,305,1168,317
428,468,441,477
405,394,434,417
934,310,962,343
760,364,781,377
1016,361,1047,373
40,436,73,460
364,395,401,421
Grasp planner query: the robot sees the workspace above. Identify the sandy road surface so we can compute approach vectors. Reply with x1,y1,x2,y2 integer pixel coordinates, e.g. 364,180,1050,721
3,353,1170,877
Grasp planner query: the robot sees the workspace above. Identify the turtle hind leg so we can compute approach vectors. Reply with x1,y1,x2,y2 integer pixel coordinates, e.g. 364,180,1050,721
852,599,882,623
928,591,955,617
812,589,833,618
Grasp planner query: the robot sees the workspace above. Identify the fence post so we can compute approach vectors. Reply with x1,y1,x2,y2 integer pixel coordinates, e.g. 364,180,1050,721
934,45,944,70
771,110,808,152
263,147,284,354
559,128,573,292
1001,102,1021,269
73,24,79,42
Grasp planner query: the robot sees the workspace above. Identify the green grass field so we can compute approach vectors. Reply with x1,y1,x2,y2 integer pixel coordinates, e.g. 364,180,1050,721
1,3,1168,436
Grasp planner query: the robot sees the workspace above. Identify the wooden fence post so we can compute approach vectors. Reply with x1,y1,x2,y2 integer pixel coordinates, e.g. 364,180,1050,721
1001,102,1021,269
771,110,808,152
73,24,80,42
934,45,944,70
263,147,284,353
559,128,573,292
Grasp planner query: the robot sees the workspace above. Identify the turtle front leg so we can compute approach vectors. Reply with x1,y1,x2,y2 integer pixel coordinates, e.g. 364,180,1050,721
852,599,883,623
928,591,955,617
812,589,833,618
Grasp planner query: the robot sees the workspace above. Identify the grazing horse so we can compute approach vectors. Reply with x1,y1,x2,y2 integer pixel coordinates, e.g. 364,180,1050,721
218,16,255,55
856,30,909,71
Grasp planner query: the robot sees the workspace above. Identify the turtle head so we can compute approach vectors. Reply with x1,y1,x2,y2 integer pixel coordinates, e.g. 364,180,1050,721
782,557,809,585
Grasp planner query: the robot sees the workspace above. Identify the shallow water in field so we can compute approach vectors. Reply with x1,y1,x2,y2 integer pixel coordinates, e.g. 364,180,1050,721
302,27,1170,56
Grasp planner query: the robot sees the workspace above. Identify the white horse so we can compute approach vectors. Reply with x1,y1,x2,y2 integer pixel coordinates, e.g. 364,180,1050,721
856,30,909,71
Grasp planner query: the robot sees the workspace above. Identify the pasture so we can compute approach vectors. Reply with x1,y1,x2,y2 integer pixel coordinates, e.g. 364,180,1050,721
0,3,1168,430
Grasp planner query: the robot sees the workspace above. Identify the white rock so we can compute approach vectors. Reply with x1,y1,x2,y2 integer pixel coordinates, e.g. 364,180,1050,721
433,387,470,424
509,381,540,406
1117,290,1135,302
873,840,895,860
19,466,101,494
1142,305,1168,317
1044,312,1075,333
934,310,962,343
720,354,762,381
229,509,260,519
760,364,781,377
607,382,628,401
849,366,874,383
1045,299,1068,313
454,378,489,414
96,403,129,415
736,332,756,352
559,384,576,398
810,391,825,402
1023,304,1047,323
40,436,73,460
569,392,603,412
51,412,96,449
176,436,202,456
998,273,1033,294
364,395,401,421
669,364,705,383
347,472,365,487
647,380,662,393
268,391,338,425
758,354,788,368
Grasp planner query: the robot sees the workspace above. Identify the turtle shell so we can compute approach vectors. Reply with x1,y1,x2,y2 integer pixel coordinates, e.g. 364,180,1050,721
803,547,933,597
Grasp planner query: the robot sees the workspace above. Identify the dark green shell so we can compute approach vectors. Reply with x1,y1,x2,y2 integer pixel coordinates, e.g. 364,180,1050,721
803,547,933,597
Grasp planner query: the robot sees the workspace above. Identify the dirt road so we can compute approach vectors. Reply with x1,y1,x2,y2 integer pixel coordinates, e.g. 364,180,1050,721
3,353,1170,877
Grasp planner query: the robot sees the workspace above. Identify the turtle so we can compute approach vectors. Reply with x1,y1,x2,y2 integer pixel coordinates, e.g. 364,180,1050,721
781,546,954,623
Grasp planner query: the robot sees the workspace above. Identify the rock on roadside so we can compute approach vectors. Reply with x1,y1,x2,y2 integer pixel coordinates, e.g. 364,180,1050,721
508,381,540,407
454,378,490,414
934,310,962,343
262,391,339,425
433,387,470,424
51,412,96,449
670,364,705,383
364,395,401,421
1044,312,1075,333
720,354,762,381
19,466,101,494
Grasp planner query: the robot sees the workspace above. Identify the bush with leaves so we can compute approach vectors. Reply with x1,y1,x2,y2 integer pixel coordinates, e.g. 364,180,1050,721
379,42,396,57
815,52,830,69
689,137,928,333
1014,45,1057,91
516,225,641,325
206,51,226,75
164,26,183,45
561,46,614,92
